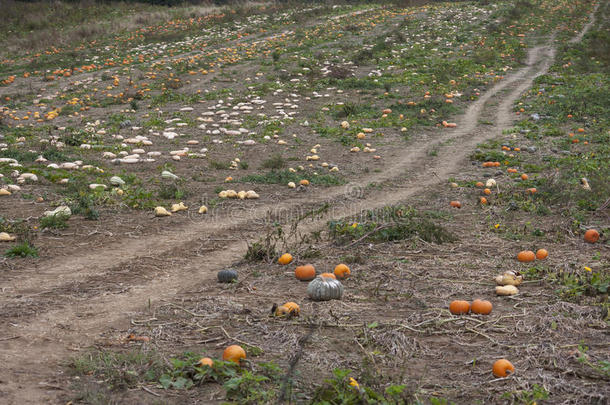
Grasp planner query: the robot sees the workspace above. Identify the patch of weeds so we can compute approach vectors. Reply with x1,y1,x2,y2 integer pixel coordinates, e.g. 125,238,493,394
557,269,609,301
70,349,165,390
158,352,282,403
69,195,100,220
574,343,610,378
241,170,343,186
5,241,38,258
312,368,410,404
40,213,69,230
329,205,457,245
260,154,286,170
245,225,282,262
157,183,189,200
501,384,549,404
209,160,231,170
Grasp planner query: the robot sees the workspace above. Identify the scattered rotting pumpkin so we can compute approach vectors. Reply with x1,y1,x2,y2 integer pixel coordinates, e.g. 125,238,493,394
278,253,293,265
0,232,16,242
334,264,351,279
492,359,515,377
222,345,246,364
584,229,599,243
295,264,316,281
217,269,238,283
449,300,470,315
517,250,535,262
154,206,171,217
273,301,300,317
471,299,493,315
496,285,519,296
495,271,523,286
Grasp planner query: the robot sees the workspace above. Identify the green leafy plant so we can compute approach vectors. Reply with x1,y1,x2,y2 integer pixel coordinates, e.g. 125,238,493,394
5,241,38,258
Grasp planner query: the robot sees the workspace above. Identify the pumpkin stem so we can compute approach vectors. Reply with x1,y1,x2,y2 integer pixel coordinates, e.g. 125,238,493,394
270,303,278,315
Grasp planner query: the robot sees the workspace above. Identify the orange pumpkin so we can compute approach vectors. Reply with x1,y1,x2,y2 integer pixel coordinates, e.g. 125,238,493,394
319,272,336,279
278,253,293,265
480,197,488,205
299,179,310,186
471,299,492,315
450,201,462,208
449,300,470,315
520,173,529,181
536,249,548,260
475,181,484,188
334,264,351,279
492,359,515,377
584,229,599,243
222,345,246,363
517,250,535,262
295,264,316,281
526,188,537,194
483,188,491,195
197,357,214,367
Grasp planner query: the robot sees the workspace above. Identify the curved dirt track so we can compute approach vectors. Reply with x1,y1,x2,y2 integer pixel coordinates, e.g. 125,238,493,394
0,8,597,402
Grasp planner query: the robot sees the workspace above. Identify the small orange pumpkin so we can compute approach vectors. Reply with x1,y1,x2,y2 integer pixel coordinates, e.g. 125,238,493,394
492,359,515,377
520,173,529,181
278,253,293,265
584,229,599,243
536,249,548,260
526,188,537,194
483,188,491,195
299,179,310,186
517,250,535,262
197,357,214,367
333,264,351,279
449,300,470,315
480,197,488,205
450,200,462,208
471,299,492,315
475,181,484,188
319,272,336,279
222,345,246,363
295,264,316,281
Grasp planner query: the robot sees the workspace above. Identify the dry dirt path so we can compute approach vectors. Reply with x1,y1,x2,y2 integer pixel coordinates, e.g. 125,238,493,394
0,8,597,402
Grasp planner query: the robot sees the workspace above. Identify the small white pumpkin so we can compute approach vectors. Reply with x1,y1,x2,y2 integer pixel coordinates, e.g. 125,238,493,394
307,276,344,301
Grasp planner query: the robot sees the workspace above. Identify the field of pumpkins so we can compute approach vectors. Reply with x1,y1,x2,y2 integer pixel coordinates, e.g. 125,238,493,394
0,0,608,403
